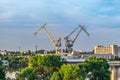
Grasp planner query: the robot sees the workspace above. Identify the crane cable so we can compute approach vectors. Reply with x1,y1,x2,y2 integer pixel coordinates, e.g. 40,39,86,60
47,25,64,40
67,26,80,38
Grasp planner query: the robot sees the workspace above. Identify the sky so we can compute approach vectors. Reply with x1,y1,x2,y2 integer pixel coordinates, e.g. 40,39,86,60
0,0,120,51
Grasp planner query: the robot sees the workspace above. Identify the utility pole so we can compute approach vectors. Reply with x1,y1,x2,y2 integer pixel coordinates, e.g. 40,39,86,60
18,46,21,52
35,45,37,53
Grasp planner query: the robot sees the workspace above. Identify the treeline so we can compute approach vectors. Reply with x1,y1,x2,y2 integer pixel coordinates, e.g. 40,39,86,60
19,55,110,80
0,60,5,80
1,53,29,67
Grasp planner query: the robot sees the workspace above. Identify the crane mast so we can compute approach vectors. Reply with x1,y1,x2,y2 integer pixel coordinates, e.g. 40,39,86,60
34,24,62,54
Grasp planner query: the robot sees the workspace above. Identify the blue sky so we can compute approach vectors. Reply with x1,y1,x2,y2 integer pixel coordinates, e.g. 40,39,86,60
0,0,120,51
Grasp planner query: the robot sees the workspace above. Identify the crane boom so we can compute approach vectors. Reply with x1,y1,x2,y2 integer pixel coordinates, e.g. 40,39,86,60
72,25,89,43
80,25,89,36
34,24,47,35
34,24,89,53
64,25,89,53
34,24,55,46
72,26,82,43
34,24,62,54
43,27,56,46
67,26,79,38
47,25,64,40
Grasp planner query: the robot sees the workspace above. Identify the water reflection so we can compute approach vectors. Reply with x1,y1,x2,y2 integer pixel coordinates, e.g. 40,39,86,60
111,66,120,80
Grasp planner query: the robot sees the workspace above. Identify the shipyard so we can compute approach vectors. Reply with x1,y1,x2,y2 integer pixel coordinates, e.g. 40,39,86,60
0,0,120,80
0,24,120,80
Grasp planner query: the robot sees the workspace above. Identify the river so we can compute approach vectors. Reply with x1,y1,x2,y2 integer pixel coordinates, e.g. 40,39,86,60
111,66,120,80
6,66,120,80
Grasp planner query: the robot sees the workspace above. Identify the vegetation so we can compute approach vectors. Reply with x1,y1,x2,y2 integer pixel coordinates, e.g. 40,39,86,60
0,51,111,80
20,55,65,80
20,55,110,80
36,49,56,54
50,64,87,80
83,57,110,80
0,60,6,80
50,57,110,80
20,68,37,80
1,52,30,67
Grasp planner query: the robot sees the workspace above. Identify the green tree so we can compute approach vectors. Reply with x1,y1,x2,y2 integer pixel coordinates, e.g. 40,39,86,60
21,55,64,80
84,57,110,80
36,49,45,54
50,64,87,80
0,61,5,80
50,57,110,80
20,68,37,80
21,55,110,80
50,72,61,80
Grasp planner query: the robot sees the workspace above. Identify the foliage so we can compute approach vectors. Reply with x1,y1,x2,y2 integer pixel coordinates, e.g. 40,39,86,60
29,55,64,68
20,55,110,80
0,61,5,80
36,50,56,54
36,49,45,54
50,57,110,80
50,64,87,80
20,67,37,80
83,57,110,80
50,72,61,80
21,55,65,80
2,54,29,67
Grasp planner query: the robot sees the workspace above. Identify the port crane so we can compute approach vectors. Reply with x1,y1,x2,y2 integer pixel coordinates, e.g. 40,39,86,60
34,24,63,54
64,25,89,52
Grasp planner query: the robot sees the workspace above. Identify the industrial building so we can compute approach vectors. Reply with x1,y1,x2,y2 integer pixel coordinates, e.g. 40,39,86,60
94,45,120,57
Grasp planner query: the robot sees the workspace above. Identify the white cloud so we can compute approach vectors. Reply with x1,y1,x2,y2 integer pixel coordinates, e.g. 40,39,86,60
0,11,14,22
0,0,9,4
0,0,120,51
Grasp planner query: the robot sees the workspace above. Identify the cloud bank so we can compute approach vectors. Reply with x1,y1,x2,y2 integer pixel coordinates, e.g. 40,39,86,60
0,0,120,51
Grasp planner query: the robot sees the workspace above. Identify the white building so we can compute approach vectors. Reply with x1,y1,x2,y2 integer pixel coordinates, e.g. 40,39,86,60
0,50,7,55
